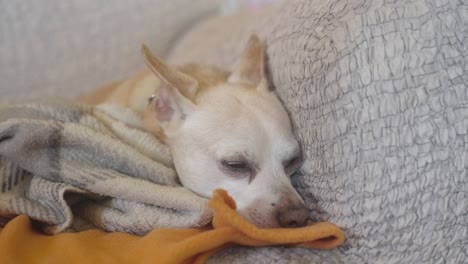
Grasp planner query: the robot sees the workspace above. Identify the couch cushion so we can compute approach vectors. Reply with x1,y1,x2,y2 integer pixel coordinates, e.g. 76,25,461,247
169,0,468,263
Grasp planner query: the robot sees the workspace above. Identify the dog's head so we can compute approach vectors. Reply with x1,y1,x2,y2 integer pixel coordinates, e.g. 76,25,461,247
142,35,309,228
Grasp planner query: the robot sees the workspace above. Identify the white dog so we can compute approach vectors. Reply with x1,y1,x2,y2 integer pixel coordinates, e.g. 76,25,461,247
80,35,309,228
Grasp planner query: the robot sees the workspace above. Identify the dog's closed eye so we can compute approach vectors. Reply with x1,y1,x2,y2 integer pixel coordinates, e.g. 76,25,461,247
222,160,250,172
218,158,257,181
220,159,252,173
283,154,303,175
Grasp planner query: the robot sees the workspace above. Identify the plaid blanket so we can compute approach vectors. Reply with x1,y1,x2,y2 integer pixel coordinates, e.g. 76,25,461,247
0,102,212,235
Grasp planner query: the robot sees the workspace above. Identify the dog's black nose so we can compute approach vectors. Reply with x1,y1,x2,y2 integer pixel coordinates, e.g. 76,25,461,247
277,205,309,228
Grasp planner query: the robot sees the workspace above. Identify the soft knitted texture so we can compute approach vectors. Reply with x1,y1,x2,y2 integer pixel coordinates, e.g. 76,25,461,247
0,102,211,234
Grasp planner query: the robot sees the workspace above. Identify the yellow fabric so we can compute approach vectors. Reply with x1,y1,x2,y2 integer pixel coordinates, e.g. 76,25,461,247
0,190,345,264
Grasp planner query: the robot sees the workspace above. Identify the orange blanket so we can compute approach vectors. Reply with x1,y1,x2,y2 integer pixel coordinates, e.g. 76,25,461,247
0,190,345,264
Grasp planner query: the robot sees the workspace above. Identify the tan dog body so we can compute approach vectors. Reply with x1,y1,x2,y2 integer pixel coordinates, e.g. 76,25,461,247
80,36,309,228
80,65,229,139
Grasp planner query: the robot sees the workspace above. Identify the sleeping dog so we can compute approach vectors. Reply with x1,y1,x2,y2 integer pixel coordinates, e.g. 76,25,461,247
80,35,309,228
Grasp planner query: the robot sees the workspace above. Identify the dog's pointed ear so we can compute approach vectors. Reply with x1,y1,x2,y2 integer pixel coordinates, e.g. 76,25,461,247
142,45,197,131
142,45,199,100
228,34,267,89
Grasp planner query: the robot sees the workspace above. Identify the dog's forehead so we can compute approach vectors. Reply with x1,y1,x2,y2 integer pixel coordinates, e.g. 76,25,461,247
203,84,290,121
189,85,298,155
200,86,290,126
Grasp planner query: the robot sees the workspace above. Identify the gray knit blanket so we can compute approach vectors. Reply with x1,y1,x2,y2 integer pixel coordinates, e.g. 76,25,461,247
169,0,468,263
0,102,211,235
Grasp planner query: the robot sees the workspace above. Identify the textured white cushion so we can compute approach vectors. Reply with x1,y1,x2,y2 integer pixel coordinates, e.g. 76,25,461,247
168,0,468,263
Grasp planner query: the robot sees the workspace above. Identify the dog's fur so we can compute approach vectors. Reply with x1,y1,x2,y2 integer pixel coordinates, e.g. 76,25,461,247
79,35,309,228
